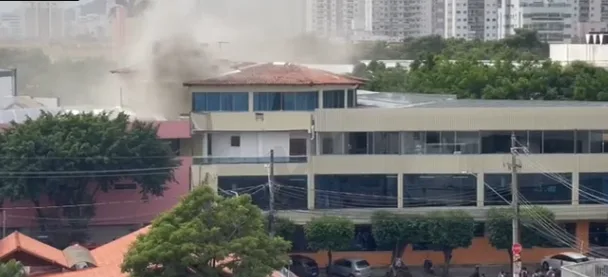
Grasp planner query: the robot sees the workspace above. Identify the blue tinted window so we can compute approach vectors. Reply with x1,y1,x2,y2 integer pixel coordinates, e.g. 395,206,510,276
254,91,318,111
323,90,345,108
192,92,249,112
347,89,356,107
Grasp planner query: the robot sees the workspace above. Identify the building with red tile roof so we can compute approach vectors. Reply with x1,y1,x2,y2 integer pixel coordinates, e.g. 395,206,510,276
183,63,364,87
0,227,289,277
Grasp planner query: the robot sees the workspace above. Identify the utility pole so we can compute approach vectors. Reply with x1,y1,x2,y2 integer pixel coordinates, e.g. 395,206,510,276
268,149,276,237
510,133,521,277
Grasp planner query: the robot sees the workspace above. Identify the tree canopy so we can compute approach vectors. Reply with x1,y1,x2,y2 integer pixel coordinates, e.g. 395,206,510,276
0,48,113,102
486,207,557,264
305,215,355,266
355,29,549,61
0,260,25,277
371,211,424,261
426,210,475,276
121,185,290,277
0,111,179,247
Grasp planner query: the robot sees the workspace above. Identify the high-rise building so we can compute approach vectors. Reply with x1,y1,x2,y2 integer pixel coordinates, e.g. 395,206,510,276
0,12,23,38
498,0,576,43
21,1,65,40
372,0,435,38
443,0,499,40
307,0,370,38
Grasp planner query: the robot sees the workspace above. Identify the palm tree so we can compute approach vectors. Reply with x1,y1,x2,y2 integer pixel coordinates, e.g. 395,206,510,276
0,260,25,277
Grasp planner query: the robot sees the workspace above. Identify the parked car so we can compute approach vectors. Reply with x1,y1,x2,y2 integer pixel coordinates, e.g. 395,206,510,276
541,252,590,270
328,258,372,277
289,255,319,277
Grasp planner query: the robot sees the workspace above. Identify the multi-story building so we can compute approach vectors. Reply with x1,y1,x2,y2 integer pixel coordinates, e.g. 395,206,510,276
498,0,576,43
309,0,370,38
0,12,23,39
372,0,435,38
444,0,500,40
180,62,608,266
21,1,65,40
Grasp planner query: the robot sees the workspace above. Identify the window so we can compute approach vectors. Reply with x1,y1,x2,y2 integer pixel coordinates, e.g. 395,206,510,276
192,92,248,112
370,132,400,154
319,132,345,154
323,90,345,108
218,176,307,210
347,89,356,107
168,139,180,155
114,183,137,190
315,174,398,209
543,131,575,153
289,138,307,156
579,173,608,204
403,174,477,207
230,136,240,147
485,173,572,205
253,92,318,111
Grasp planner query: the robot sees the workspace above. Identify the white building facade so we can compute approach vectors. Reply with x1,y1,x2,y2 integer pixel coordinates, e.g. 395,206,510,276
498,0,575,43
306,0,371,38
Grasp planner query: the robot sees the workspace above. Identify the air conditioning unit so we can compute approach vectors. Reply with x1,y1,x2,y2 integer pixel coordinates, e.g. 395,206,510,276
585,32,608,44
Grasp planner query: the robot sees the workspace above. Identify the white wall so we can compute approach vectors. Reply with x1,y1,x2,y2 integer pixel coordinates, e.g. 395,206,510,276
210,131,307,158
550,44,608,67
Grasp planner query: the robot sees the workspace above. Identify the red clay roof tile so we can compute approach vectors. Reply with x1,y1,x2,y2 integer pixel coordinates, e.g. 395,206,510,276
0,232,69,268
183,63,364,86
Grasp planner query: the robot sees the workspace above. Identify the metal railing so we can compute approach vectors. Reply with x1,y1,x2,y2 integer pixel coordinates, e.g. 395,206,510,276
280,267,298,277
562,259,608,277
193,156,307,165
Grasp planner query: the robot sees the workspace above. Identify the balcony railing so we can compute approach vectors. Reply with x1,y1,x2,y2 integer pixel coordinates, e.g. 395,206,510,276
194,156,307,165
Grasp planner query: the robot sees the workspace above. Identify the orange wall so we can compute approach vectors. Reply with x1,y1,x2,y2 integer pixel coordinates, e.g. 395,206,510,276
297,221,590,267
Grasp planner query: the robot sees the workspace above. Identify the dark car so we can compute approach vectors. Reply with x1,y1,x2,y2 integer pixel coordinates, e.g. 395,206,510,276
289,255,319,277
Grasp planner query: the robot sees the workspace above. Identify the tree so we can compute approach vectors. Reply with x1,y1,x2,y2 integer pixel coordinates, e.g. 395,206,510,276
0,259,25,277
270,216,298,247
371,211,424,262
305,216,355,267
426,210,475,277
486,207,557,265
122,185,291,277
0,112,179,247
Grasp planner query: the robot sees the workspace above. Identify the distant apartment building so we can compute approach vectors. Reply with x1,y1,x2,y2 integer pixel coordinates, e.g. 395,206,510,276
307,0,370,38
21,1,65,40
372,0,435,38
444,0,499,40
574,0,608,42
0,13,23,39
498,0,575,43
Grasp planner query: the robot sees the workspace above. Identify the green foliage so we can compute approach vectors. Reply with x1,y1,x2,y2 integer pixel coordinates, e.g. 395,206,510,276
487,207,557,253
356,29,548,60
0,260,25,277
272,216,298,247
0,112,179,246
370,211,424,259
305,216,355,265
426,210,475,276
121,186,290,277
0,48,113,101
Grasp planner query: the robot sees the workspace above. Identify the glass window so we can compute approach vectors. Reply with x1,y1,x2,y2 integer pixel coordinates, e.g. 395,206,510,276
346,132,369,154
589,222,608,247
254,92,318,111
484,174,512,206
402,132,425,154
323,90,345,108
218,175,307,210
370,132,400,154
403,174,477,207
485,173,572,205
579,173,608,204
192,92,248,112
455,131,480,154
576,130,590,153
589,130,608,153
347,89,356,107
347,225,377,251
543,131,575,153
480,131,527,154
527,131,543,153
315,174,398,209
319,132,345,154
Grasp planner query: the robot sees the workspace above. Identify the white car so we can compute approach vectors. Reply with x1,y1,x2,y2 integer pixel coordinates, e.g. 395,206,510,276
541,252,591,270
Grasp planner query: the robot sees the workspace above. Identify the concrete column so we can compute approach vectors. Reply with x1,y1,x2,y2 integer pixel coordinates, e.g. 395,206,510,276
307,135,315,210
476,172,485,207
397,174,404,208
319,90,324,108
572,171,580,205
201,133,208,157
248,91,254,111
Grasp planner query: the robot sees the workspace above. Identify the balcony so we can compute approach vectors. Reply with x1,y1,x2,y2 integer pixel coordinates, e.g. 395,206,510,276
193,155,307,165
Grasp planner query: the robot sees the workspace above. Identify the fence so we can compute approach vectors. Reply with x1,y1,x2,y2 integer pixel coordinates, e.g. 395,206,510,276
562,259,608,277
